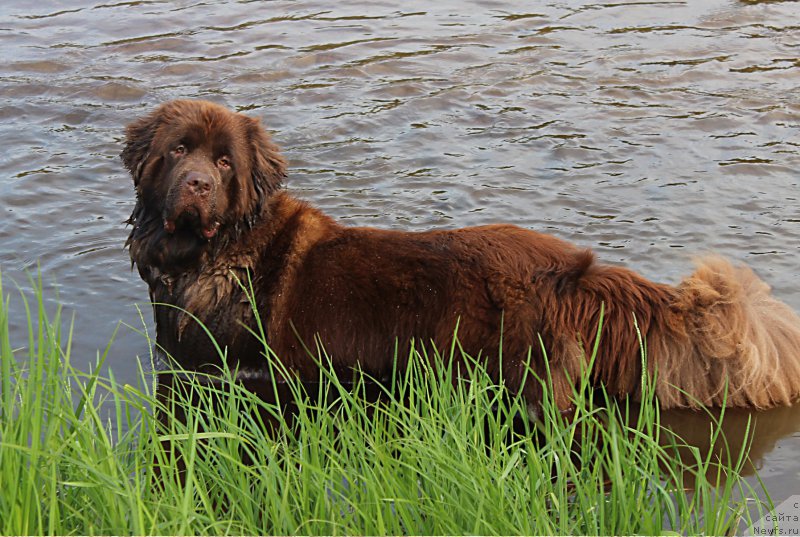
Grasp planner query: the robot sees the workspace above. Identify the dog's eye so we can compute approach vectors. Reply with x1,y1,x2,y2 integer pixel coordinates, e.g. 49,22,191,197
172,144,186,156
217,156,231,169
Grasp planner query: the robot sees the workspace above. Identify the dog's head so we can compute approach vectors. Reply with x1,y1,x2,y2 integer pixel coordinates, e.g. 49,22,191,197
122,100,286,271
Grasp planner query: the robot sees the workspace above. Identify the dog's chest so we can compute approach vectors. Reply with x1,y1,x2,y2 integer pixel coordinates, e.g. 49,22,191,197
149,262,265,369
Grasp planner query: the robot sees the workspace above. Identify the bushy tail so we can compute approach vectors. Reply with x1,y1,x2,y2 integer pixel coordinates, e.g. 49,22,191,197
652,256,800,409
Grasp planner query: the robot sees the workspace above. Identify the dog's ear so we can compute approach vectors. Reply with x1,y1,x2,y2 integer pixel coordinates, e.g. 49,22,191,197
246,116,286,204
121,107,163,186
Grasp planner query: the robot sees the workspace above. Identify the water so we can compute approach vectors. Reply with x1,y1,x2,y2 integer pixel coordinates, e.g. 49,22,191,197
1,0,799,506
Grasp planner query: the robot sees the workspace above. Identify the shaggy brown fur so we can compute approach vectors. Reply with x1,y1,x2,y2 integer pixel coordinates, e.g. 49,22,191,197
123,99,800,412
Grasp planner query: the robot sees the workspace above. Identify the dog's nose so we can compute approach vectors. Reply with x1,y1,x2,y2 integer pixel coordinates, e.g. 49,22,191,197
184,172,212,195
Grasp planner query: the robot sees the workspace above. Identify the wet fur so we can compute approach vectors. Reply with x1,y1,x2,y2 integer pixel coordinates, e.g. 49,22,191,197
124,100,800,411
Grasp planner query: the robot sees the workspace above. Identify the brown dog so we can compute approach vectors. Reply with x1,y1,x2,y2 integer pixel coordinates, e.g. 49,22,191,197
123,99,800,412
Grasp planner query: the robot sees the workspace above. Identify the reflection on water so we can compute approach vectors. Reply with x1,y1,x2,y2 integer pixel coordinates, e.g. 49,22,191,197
661,404,800,530
662,404,800,478
1,0,799,504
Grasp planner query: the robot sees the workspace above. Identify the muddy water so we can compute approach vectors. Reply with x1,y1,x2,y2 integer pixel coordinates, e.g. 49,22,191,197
1,0,799,506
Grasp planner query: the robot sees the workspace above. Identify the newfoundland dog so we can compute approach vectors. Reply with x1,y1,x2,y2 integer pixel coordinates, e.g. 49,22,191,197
123,99,800,412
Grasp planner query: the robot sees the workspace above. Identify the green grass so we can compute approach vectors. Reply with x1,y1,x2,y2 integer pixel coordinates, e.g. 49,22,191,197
0,272,771,535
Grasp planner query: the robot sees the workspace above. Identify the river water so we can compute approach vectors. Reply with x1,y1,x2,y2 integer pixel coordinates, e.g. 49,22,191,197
1,0,799,508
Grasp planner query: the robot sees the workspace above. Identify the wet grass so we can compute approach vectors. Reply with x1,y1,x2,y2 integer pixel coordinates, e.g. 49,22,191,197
0,272,771,535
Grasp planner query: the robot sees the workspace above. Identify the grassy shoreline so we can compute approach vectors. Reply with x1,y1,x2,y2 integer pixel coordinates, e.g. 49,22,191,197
0,273,771,535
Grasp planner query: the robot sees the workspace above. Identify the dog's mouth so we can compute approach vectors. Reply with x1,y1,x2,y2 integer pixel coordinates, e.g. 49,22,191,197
161,170,223,240
163,206,220,240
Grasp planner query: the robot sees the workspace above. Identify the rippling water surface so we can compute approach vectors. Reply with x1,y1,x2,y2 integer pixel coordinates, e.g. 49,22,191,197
1,0,799,506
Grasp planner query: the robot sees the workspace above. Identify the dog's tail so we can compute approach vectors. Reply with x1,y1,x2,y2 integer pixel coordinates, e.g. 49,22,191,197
651,256,800,408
